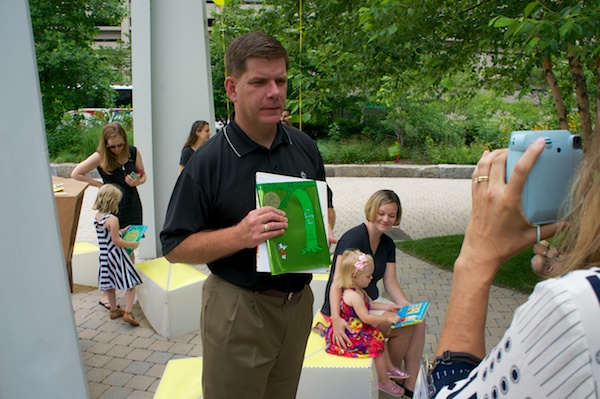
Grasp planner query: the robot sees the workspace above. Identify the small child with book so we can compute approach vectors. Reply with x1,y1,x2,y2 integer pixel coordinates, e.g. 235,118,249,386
93,184,143,326
325,249,408,397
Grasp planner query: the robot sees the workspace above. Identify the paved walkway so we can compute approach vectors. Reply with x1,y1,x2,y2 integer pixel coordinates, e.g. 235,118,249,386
71,176,529,399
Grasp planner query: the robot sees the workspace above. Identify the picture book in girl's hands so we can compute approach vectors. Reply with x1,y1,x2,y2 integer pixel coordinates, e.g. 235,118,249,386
391,301,429,329
123,225,147,255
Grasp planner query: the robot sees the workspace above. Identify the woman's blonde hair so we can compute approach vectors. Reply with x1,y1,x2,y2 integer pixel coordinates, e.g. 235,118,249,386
92,184,122,214
333,249,374,289
364,190,402,226
97,123,129,173
552,134,600,275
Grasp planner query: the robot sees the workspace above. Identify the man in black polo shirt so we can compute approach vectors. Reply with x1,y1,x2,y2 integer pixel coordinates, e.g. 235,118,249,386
161,32,335,399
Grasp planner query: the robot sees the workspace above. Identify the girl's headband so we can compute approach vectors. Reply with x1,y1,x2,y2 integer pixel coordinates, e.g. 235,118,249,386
354,253,368,272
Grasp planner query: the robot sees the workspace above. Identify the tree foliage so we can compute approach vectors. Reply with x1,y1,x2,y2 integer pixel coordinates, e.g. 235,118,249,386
29,0,128,132
489,1,600,142
210,0,600,143
210,0,382,128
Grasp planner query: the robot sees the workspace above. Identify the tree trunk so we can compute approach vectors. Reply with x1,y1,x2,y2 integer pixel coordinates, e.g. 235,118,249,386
542,58,569,130
594,57,600,139
568,53,592,142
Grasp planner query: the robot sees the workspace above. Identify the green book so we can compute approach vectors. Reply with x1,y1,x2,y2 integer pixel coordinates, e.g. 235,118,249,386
122,225,147,255
256,178,330,275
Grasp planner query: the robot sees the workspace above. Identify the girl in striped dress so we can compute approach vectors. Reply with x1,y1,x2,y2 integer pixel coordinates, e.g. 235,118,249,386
93,184,143,326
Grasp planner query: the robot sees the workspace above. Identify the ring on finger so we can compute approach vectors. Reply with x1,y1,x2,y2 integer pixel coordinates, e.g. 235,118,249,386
264,223,270,233
473,175,489,183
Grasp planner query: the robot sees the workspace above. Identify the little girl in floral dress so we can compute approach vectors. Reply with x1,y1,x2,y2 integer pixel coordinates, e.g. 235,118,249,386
325,249,407,397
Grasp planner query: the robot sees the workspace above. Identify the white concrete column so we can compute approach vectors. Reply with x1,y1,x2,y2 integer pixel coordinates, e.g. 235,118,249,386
132,0,215,258
0,1,88,397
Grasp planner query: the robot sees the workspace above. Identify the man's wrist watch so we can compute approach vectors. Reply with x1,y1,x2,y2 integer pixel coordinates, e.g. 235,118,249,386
433,350,482,368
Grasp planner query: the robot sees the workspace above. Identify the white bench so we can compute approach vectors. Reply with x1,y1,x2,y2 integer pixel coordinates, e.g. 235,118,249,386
297,313,377,398
72,242,100,287
153,314,376,399
135,257,207,339
310,272,330,316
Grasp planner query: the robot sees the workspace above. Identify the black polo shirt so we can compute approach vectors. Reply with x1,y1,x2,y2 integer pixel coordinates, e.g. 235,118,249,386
160,116,333,292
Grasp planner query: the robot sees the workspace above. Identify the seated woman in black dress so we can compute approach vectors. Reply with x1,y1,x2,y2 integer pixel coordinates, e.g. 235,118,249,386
321,190,425,398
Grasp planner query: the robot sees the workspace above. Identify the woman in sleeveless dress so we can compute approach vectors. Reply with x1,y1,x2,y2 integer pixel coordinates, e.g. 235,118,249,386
71,122,146,308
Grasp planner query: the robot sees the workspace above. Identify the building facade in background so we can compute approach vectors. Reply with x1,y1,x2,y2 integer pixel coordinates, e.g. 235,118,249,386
94,1,262,48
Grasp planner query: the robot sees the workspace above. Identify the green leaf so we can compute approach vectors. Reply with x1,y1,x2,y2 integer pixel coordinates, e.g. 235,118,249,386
492,16,515,28
440,77,455,90
523,2,538,18
525,37,540,53
558,20,575,38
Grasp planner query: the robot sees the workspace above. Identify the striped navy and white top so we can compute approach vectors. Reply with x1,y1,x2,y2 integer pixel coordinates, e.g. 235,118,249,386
95,213,142,291
430,267,600,398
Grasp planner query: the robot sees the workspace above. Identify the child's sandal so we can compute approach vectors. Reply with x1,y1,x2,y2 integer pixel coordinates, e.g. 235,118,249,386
110,308,124,319
378,380,405,397
123,311,140,326
387,368,410,380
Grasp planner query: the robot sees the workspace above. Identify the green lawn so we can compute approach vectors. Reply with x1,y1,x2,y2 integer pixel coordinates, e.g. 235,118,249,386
396,235,541,294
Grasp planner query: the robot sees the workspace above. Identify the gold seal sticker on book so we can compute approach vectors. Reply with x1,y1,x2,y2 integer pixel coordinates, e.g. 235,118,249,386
264,192,281,208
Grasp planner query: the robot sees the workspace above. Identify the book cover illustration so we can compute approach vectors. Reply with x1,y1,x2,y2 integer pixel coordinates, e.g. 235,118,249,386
391,301,429,329
256,180,330,275
122,225,147,255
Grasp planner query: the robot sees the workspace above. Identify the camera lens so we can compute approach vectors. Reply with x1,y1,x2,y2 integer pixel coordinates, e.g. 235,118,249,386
573,136,582,149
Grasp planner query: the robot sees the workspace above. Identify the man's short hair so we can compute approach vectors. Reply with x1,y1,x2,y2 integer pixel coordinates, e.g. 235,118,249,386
225,32,289,78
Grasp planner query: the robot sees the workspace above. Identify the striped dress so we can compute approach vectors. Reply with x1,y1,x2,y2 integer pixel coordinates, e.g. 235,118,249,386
95,213,142,291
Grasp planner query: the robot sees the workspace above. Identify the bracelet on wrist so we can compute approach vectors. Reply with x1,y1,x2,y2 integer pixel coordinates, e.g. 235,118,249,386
433,350,482,369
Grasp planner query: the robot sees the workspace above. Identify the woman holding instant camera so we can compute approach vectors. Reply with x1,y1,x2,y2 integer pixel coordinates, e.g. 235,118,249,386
423,133,599,398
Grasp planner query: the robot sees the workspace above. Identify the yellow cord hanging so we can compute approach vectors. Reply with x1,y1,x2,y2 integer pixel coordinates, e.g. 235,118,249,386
221,27,230,123
298,0,303,130
216,0,231,123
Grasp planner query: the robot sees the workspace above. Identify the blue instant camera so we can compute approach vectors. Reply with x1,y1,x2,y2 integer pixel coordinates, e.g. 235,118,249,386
506,130,583,225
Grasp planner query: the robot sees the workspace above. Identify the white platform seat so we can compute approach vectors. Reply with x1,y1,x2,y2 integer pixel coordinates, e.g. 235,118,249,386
297,313,377,399
154,357,203,399
135,257,207,339
310,272,330,316
153,314,376,399
72,242,100,287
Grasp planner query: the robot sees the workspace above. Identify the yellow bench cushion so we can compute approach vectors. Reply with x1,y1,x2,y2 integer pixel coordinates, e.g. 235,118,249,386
154,357,203,399
136,257,207,290
73,242,99,254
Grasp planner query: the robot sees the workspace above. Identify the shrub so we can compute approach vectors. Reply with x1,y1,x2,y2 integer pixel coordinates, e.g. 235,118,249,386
317,139,392,164
49,113,133,162
47,114,85,159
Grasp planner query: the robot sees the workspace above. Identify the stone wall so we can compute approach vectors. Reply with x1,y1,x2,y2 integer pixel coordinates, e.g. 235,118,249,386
51,163,474,179
324,164,474,179
50,163,100,179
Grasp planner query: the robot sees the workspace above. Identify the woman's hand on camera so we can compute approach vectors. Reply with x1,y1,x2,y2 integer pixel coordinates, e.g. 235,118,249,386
458,138,561,283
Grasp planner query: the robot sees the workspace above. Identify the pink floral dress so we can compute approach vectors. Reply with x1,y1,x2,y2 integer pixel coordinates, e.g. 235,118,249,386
325,288,385,358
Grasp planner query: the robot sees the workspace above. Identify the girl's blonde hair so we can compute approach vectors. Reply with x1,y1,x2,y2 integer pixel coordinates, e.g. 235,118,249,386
92,184,122,214
333,249,374,289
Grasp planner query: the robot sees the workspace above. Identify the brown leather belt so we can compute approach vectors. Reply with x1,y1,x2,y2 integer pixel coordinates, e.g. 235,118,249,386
260,288,303,300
